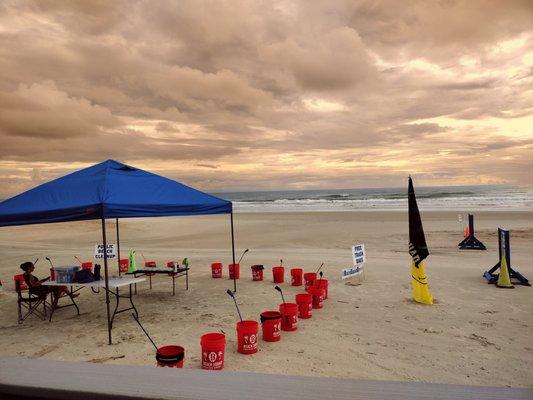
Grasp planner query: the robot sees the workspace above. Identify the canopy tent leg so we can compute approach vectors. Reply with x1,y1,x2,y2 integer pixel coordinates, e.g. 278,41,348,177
101,218,112,345
116,218,121,277
231,212,236,293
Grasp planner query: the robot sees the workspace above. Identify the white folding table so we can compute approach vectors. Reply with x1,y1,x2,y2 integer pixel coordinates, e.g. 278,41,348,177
43,277,145,337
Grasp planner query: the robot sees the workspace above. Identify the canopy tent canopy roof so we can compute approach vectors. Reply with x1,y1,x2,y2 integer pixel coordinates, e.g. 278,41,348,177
0,159,232,227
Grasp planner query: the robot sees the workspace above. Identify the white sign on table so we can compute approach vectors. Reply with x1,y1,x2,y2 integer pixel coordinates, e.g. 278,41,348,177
341,244,366,280
94,244,117,259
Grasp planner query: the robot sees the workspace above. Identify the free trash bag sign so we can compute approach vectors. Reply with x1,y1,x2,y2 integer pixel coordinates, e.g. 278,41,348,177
341,244,365,280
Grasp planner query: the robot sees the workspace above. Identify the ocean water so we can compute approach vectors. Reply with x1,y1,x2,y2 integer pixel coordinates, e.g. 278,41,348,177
214,186,533,212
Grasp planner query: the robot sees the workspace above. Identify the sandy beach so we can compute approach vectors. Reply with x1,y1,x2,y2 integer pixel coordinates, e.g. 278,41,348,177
0,210,532,387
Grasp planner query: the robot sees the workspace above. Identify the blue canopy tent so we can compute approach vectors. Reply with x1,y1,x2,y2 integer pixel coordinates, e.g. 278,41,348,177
0,160,236,344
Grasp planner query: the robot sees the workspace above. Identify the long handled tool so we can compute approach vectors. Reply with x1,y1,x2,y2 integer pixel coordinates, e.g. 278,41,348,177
132,313,159,354
33,258,39,266
226,289,243,323
315,262,324,274
237,249,249,265
274,285,286,304
45,257,54,268
74,256,83,265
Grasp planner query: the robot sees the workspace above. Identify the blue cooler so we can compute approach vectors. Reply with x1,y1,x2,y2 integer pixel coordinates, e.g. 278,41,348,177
55,266,80,283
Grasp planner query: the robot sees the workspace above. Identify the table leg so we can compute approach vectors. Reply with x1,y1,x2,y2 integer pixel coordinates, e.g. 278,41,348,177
110,287,120,328
172,275,175,296
129,284,139,317
186,269,189,290
49,291,58,322
70,292,80,316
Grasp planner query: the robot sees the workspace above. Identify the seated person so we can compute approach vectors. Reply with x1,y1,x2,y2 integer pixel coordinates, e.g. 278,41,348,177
20,261,79,299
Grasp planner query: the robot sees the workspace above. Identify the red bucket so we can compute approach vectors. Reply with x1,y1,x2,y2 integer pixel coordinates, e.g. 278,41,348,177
119,259,129,273
251,265,264,281
316,279,329,299
200,333,226,370
260,311,282,342
279,303,298,331
236,320,259,354
145,261,156,276
156,345,185,368
295,293,313,319
304,272,317,290
229,263,240,280
211,262,223,278
81,261,93,270
272,266,284,283
290,268,303,286
308,286,325,309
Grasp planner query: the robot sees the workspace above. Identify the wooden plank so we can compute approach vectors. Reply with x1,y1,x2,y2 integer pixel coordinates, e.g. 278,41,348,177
1,357,532,400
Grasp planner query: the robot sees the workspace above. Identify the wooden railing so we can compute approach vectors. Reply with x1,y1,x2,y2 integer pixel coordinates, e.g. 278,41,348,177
1,357,531,400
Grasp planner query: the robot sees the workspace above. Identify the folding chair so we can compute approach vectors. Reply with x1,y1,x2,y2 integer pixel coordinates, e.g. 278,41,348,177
14,274,47,324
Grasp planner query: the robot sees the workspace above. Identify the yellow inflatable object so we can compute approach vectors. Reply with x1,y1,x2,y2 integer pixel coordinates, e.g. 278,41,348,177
411,261,434,304
496,254,514,288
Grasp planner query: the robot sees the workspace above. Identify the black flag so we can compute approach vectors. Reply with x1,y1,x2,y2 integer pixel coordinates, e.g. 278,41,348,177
408,176,429,266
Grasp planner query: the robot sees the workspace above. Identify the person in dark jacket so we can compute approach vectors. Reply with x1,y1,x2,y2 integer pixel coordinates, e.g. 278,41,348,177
20,261,78,299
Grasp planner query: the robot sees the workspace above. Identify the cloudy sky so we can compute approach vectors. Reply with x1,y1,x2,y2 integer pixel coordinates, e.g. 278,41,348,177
0,0,532,197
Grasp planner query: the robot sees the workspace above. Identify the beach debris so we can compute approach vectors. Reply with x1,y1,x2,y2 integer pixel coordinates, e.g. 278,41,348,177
468,333,495,347
31,344,60,358
345,281,361,286
87,355,125,363
422,327,442,334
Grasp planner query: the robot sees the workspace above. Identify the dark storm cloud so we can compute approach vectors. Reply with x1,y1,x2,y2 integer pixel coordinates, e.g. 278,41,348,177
0,0,532,195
